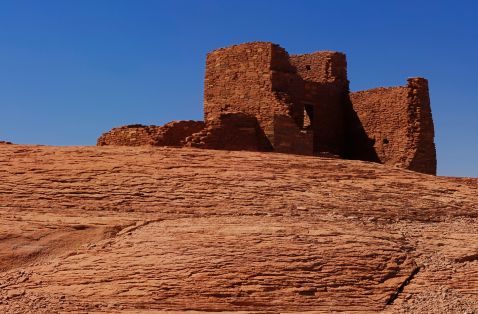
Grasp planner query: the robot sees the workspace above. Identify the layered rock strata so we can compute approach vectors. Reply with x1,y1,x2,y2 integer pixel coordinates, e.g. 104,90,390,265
1,144,477,313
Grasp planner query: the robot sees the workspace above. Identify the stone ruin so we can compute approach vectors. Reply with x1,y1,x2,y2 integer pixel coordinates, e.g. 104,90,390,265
97,42,436,175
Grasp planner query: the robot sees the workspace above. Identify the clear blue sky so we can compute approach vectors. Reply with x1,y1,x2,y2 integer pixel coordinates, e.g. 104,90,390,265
0,1,476,177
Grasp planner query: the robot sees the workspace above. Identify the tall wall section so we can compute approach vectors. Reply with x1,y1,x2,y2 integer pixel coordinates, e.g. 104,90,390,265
203,42,312,155
290,52,349,155
204,42,288,128
405,78,436,174
348,78,436,174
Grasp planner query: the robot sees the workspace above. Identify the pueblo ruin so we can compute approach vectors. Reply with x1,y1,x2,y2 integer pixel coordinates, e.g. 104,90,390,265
97,42,436,175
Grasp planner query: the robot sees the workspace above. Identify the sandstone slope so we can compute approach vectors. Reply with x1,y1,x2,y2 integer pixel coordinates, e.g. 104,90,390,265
0,145,477,313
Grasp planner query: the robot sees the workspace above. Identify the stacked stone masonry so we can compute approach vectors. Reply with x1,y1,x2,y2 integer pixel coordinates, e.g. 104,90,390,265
97,121,204,147
348,78,436,174
184,112,272,152
97,42,437,175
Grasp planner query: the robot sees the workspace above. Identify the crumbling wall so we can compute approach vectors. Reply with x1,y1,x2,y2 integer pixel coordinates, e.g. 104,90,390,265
158,121,205,146
271,115,313,155
95,42,437,175
203,42,312,154
97,124,163,146
97,121,204,147
204,42,287,128
348,78,436,174
185,112,272,152
405,78,436,174
290,52,349,156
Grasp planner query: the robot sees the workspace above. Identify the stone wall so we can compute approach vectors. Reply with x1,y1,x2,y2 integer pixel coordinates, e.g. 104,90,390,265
348,78,436,174
290,51,348,86
290,52,349,156
271,115,313,155
203,42,312,154
96,42,437,175
97,121,204,147
204,42,287,128
405,78,436,174
203,42,353,156
185,112,272,152
97,124,162,146
158,121,205,146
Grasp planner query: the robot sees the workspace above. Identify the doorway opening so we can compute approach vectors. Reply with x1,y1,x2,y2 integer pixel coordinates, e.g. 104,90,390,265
303,103,318,154
303,104,315,129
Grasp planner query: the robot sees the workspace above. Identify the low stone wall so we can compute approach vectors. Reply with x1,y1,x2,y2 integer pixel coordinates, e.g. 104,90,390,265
97,121,204,147
97,124,163,146
157,121,205,146
185,112,272,152
270,115,313,155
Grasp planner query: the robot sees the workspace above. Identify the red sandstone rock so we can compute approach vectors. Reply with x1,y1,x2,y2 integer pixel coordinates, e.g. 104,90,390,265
0,144,477,313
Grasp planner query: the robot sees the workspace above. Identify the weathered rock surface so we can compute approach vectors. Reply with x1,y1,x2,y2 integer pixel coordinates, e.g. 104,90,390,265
0,145,477,313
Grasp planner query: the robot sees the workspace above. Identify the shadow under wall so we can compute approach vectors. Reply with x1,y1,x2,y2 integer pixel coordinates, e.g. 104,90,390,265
256,122,274,152
342,97,380,163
